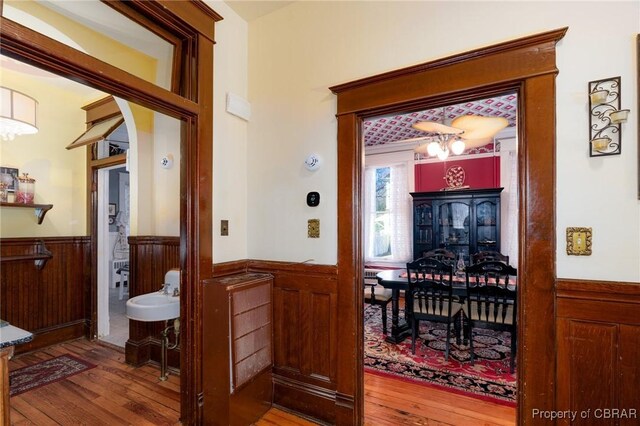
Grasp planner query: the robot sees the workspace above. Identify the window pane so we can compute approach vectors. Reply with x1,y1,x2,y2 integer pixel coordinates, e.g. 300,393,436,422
375,167,390,212
372,167,391,257
3,0,174,90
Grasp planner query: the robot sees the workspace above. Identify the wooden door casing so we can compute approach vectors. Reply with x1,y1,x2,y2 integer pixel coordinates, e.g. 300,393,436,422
330,28,567,424
0,2,220,423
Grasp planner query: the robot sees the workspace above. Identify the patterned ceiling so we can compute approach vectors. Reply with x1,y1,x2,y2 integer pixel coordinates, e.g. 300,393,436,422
363,93,517,147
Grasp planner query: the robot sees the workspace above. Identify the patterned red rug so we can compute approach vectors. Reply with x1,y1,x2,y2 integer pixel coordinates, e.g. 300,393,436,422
364,304,517,405
9,354,96,396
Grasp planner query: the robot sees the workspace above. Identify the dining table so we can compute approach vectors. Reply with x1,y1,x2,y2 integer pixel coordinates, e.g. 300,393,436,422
376,268,516,345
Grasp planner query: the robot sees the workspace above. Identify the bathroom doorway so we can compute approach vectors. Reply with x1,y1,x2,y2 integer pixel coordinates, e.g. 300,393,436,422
97,164,130,347
3,0,216,420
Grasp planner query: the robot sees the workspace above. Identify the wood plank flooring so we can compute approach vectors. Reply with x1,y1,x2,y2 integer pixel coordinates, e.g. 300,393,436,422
9,339,515,425
9,339,180,425
257,373,515,426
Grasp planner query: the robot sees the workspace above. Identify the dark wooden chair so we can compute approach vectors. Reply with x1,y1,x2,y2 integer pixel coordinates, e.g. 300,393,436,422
423,248,456,266
471,250,509,265
464,260,518,373
364,280,392,335
406,257,462,359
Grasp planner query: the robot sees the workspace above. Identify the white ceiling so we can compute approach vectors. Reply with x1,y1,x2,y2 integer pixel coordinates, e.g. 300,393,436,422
225,1,295,21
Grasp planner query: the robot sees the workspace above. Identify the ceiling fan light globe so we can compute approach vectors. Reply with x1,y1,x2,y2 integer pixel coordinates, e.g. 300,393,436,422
450,139,466,155
436,147,449,161
426,141,440,157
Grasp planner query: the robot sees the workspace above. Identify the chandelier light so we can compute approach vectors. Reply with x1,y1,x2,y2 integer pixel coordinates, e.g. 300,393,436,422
0,86,38,141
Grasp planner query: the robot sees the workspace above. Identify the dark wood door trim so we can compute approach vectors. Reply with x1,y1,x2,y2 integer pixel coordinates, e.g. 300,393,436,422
331,28,567,425
0,2,220,424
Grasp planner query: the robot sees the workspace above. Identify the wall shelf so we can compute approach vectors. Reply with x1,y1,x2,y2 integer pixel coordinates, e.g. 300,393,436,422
0,202,53,224
0,240,52,270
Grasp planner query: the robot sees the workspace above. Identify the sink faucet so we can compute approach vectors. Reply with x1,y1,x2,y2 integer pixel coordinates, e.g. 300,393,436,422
159,283,171,295
172,288,180,297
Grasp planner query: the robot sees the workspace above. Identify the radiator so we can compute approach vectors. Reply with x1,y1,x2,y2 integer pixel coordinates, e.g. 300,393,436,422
364,268,384,285
110,259,129,288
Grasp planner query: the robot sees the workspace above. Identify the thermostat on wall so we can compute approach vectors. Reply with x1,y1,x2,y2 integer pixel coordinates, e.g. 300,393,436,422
307,191,320,207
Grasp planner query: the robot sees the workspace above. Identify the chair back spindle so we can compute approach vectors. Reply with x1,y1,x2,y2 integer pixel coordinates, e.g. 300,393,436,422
464,260,518,372
406,257,461,358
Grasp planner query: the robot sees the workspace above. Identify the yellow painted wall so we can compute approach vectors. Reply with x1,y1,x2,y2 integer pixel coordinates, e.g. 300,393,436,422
1,1,183,238
0,69,87,237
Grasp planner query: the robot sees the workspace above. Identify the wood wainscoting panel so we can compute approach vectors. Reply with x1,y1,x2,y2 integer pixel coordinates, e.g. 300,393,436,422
307,291,335,382
248,261,338,424
273,287,301,372
0,237,90,354
556,279,640,425
126,236,180,367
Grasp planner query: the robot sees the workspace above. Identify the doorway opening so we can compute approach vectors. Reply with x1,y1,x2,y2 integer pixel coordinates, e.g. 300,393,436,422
2,0,218,420
361,93,519,423
97,164,130,348
330,28,565,424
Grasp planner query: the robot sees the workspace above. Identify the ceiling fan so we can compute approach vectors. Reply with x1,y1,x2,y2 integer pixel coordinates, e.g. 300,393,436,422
393,111,508,160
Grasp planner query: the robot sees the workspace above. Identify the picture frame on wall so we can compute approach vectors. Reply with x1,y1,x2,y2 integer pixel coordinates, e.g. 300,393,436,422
0,167,19,193
108,203,116,216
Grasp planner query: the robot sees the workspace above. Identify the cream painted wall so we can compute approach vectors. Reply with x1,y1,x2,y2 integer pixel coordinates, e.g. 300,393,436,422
207,1,250,262
247,1,640,280
152,112,181,236
0,69,87,237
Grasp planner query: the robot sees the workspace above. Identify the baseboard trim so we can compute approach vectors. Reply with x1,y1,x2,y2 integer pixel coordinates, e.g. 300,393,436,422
211,259,248,277
14,320,87,355
272,374,337,425
125,337,152,366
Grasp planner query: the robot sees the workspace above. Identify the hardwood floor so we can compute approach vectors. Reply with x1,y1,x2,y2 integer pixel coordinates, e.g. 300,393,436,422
9,339,514,425
257,373,515,426
9,339,180,425
363,373,515,426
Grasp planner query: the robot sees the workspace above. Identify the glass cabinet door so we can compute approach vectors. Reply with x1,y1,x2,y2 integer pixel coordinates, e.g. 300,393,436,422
475,200,498,250
438,201,470,261
413,202,433,258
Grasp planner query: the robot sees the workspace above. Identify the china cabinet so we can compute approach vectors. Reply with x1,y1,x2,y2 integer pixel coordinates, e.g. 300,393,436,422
411,188,503,263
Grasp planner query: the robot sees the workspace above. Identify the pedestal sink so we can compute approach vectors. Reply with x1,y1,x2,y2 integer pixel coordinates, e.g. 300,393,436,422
126,292,179,322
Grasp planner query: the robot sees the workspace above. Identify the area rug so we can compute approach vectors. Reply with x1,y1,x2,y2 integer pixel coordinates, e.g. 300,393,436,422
364,305,517,405
9,354,96,396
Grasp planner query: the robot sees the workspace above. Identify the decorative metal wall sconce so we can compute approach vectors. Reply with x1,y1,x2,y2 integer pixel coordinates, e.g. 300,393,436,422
589,76,630,157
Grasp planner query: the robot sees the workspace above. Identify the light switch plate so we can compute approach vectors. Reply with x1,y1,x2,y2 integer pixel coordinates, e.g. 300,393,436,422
566,227,592,255
221,220,229,236
308,219,320,238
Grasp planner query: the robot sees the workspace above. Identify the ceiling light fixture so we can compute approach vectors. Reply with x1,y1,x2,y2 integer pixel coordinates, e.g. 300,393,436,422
411,107,508,160
0,86,38,141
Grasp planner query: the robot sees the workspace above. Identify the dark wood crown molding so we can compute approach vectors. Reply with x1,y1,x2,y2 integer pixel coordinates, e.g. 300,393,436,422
330,27,568,94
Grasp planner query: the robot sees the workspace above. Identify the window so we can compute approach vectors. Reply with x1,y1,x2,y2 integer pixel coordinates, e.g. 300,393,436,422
373,167,392,256
364,163,412,263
